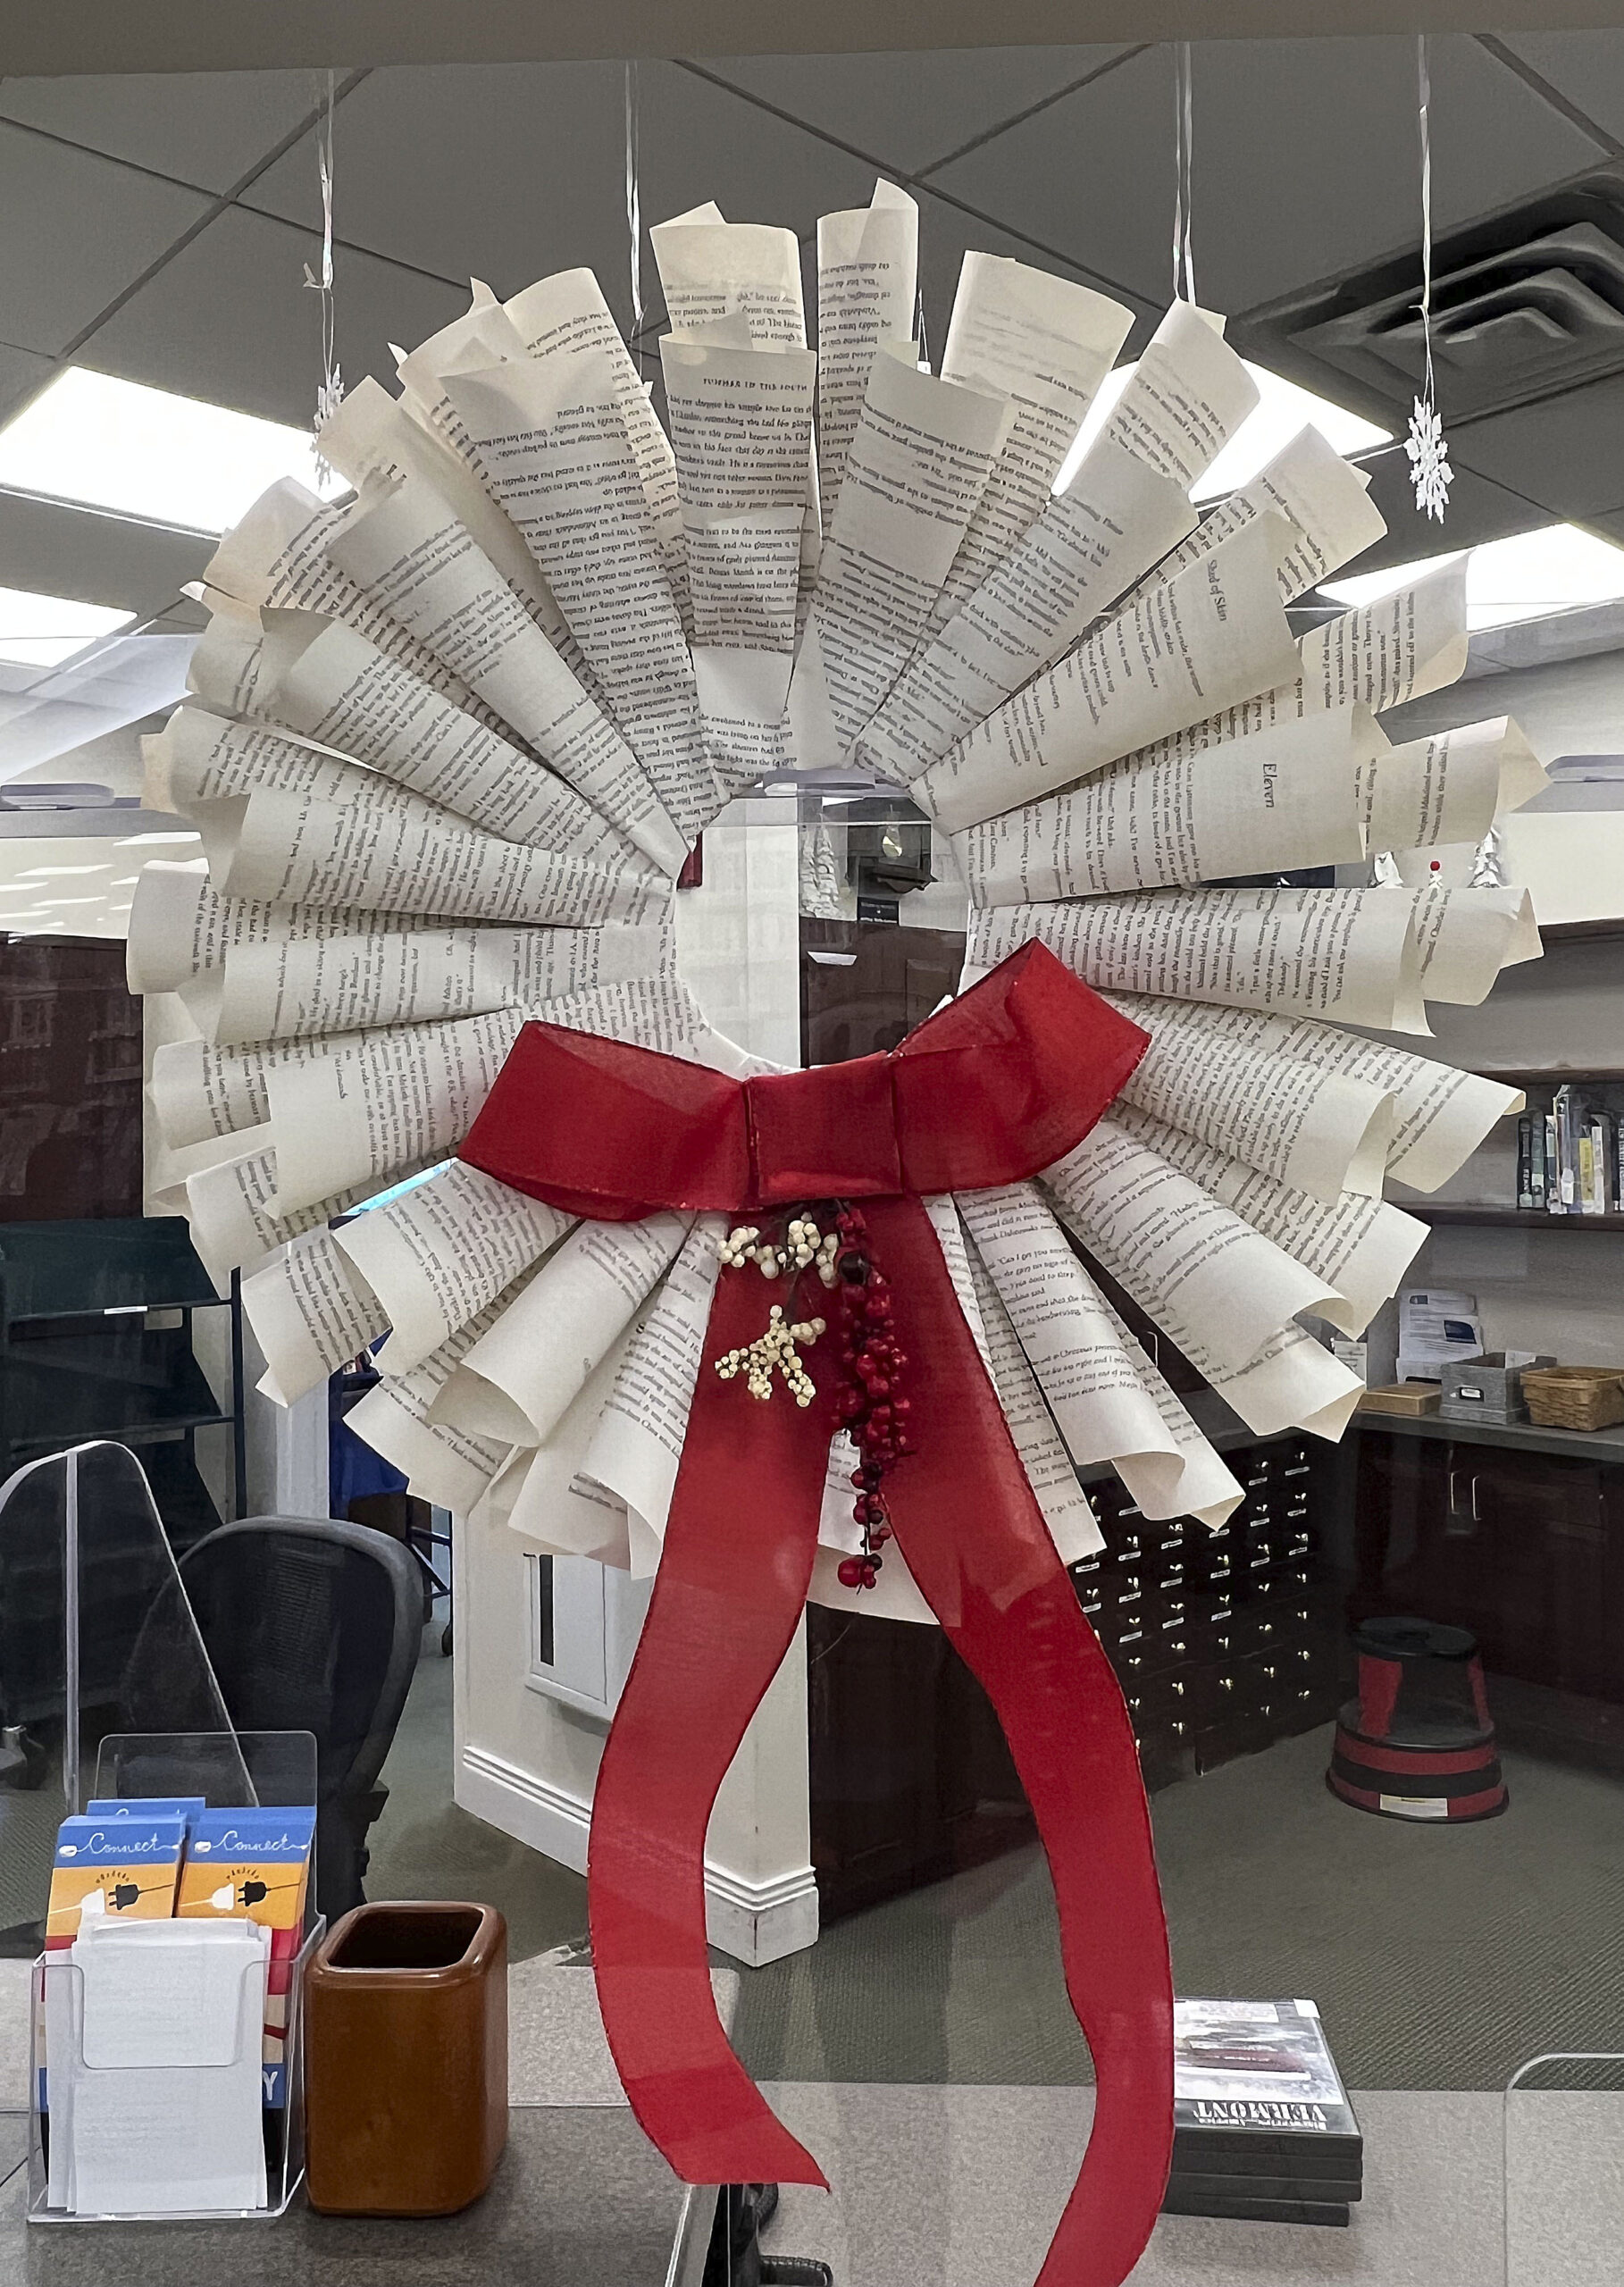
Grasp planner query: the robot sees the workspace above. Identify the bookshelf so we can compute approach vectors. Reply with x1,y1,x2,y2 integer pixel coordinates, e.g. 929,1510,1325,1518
1410,1204,1624,1232
1394,1067,1624,1230
1537,918,1624,945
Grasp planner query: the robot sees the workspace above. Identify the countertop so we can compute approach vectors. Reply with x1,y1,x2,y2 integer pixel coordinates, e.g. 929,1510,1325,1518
1351,1407,1624,1468
0,2107,711,2284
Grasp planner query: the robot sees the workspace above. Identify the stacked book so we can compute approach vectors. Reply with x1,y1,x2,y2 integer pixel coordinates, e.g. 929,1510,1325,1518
1162,1998,1362,2226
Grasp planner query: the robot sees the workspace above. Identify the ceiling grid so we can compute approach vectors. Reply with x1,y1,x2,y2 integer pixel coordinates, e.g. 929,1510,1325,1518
1,29,1622,632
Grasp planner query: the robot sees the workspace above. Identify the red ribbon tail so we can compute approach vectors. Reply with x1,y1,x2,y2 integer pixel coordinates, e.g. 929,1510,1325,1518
870,1196,1175,2287
588,1262,839,2189
589,1196,1171,2283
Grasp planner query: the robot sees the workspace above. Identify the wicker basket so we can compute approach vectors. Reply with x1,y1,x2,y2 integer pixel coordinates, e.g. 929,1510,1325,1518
1521,1368,1624,1433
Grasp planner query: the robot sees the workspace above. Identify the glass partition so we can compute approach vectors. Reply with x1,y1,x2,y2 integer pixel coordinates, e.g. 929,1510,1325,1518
0,1442,249,1954
1505,2054,1624,2287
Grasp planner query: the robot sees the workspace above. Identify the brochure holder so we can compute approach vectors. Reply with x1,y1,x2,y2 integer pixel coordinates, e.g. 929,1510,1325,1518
0,1437,324,2225
26,1729,322,2224
1504,2050,1624,2285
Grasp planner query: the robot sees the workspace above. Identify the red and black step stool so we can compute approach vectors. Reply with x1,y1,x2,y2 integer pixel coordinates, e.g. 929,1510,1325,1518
1327,1617,1507,1823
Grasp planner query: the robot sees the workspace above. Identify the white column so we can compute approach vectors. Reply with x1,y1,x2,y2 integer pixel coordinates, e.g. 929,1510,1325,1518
454,791,818,1964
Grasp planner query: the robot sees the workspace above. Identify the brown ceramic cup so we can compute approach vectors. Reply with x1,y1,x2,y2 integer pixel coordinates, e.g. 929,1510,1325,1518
304,1900,507,2216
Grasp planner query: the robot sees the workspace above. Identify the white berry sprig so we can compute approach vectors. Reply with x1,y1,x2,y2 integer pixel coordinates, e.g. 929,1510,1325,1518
714,1304,828,1406
716,1217,841,1287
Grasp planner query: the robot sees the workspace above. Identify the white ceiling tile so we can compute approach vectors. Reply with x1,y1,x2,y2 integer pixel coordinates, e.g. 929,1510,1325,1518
1497,34,1624,146
74,205,467,430
932,37,1608,322
693,45,1134,179
0,492,213,620
1450,374,1624,518
911,188,1154,370
0,340,54,423
0,123,211,355
639,62,879,239
242,60,881,335
240,63,626,305
1349,454,1550,579
0,71,319,195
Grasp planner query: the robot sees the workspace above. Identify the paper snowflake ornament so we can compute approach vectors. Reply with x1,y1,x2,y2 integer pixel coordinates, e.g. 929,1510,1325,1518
1406,393,1452,523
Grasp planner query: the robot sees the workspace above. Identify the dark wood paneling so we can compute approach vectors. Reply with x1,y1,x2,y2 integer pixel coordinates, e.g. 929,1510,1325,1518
1352,1428,1624,1709
800,919,966,1068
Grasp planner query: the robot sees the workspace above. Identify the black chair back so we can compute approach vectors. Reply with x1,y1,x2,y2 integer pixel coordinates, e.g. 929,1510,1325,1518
120,1515,422,1919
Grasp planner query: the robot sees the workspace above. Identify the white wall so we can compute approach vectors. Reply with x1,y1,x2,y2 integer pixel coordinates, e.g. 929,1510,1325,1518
454,793,819,1965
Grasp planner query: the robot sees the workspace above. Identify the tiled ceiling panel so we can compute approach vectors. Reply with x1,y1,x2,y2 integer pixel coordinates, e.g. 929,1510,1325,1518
243,61,878,333
0,37,1621,638
0,122,211,355
0,492,213,619
926,46,1170,312
1451,374,1624,520
74,205,467,429
910,184,1155,366
0,70,320,195
694,45,1132,178
241,63,628,305
0,340,54,424
635,62,878,292
1499,34,1624,147
931,37,1606,320
1346,454,1550,579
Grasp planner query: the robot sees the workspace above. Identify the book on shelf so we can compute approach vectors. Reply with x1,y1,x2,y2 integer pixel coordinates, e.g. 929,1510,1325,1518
1554,1084,1581,1212
1605,1114,1617,1214
1517,1115,1534,1210
1536,1107,1555,1216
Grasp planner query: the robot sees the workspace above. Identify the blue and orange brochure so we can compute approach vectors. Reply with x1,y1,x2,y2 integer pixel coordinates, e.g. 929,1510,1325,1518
46,1815,188,1947
177,1808,317,2105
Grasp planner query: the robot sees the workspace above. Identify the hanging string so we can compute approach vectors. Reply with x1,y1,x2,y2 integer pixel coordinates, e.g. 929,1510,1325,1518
303,71,343,482
1171,42,1196,306
624,62,645,364
1418,36,1436,418
1405,34,1452,522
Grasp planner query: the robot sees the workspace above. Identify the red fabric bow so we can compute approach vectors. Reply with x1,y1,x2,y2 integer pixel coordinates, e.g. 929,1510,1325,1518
460,943,1175,2287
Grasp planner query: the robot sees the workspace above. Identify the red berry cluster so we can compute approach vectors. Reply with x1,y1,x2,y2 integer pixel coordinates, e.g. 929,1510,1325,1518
831,1206,913,1593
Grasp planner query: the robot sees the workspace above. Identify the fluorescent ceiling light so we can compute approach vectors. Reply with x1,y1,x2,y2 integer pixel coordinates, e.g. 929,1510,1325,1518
18,863,111,878
0,584,135,668
1319,524,1624,632
1053,359,1390,502
116,831,201,846
0,368,347,536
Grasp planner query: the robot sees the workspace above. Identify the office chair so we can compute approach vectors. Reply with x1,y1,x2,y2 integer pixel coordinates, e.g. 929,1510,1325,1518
122,1516,422,1921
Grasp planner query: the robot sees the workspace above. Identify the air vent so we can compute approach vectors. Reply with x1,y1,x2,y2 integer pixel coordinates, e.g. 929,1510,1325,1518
1243,168,1624,426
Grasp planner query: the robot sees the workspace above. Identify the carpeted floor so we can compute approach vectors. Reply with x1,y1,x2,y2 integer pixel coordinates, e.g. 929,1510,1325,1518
364,1635,591,1963
360,1637,1624,2094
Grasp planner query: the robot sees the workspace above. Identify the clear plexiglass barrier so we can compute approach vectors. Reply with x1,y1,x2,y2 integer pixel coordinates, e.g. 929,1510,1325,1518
0,1441,253,1952
1505,2052,1624,2285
